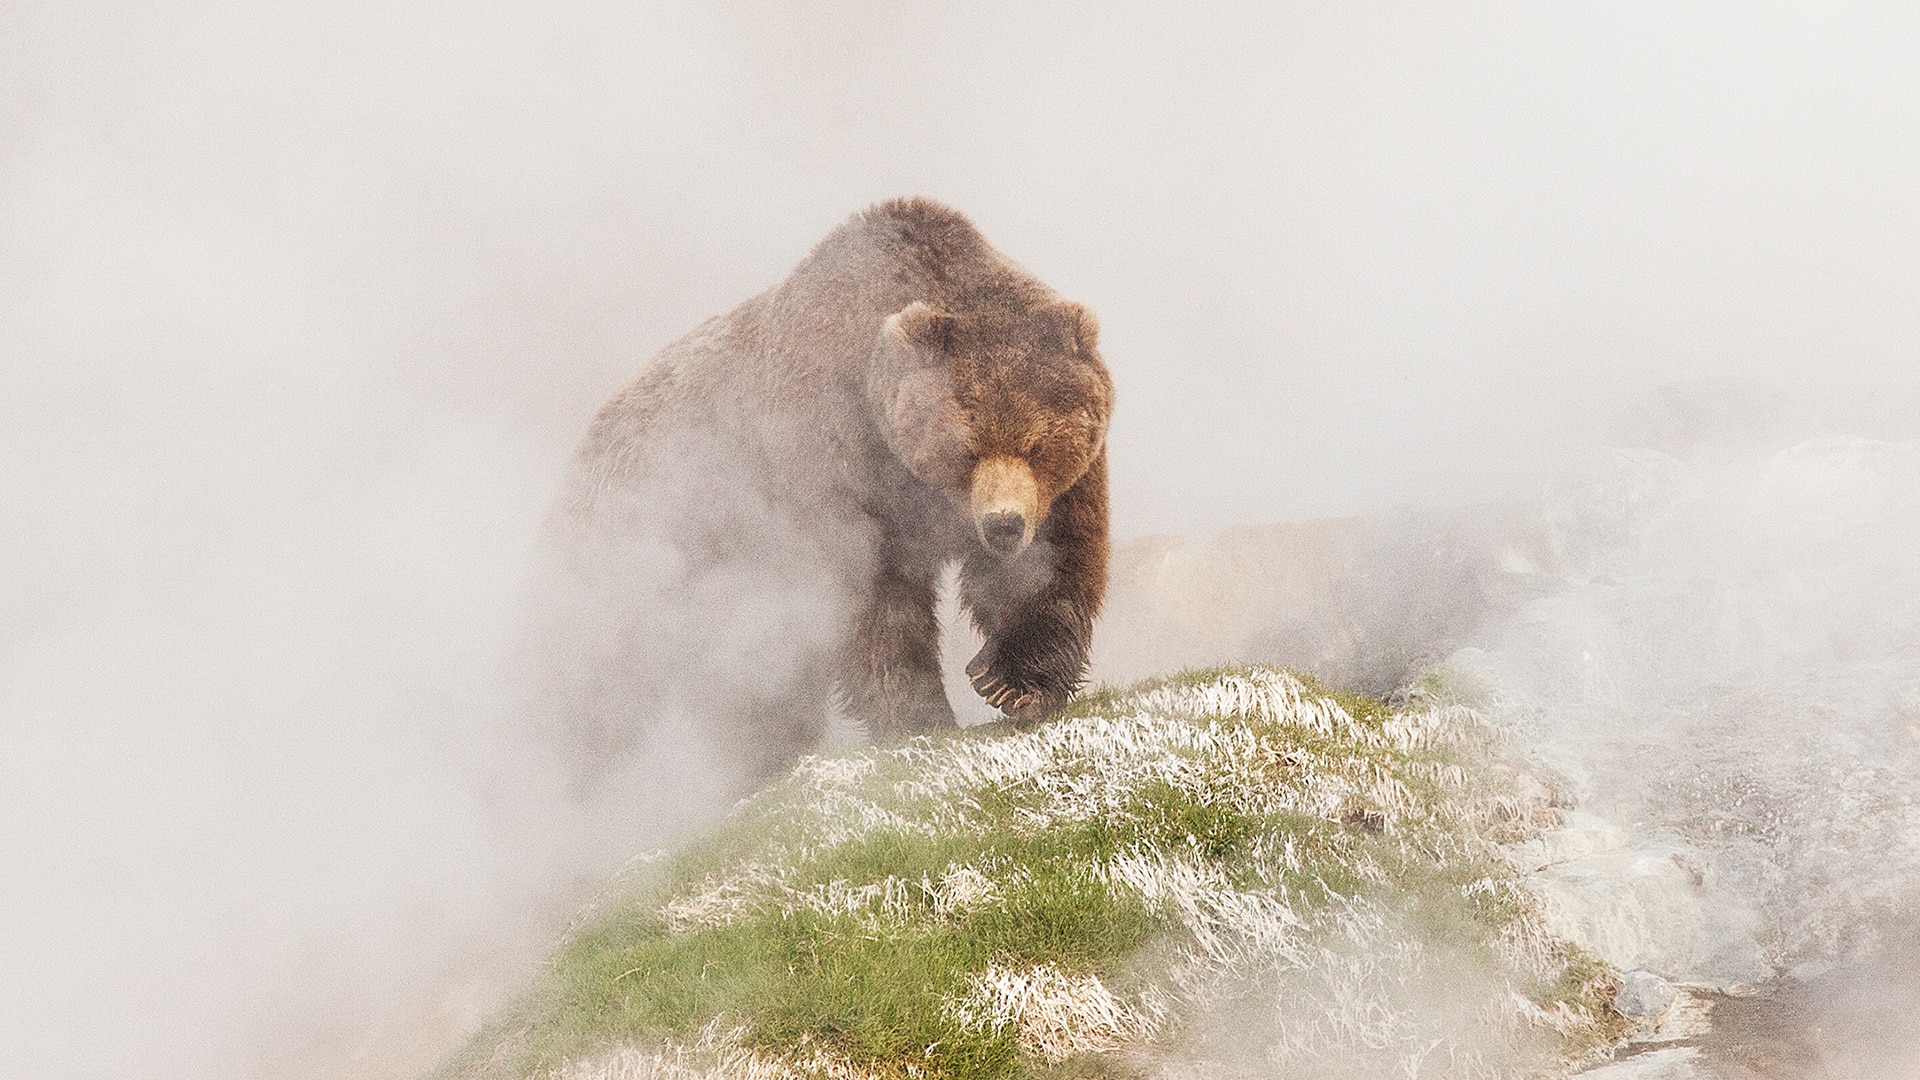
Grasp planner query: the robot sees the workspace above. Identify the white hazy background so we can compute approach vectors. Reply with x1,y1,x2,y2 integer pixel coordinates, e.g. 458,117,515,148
4,2,1919,1078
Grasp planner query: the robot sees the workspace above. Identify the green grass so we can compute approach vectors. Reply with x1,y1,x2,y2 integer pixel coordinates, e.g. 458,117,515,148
439,666,1622,1080
490,824,1163,1079
523,812,1161,1070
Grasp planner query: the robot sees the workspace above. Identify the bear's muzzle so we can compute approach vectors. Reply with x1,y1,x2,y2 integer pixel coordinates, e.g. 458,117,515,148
971,456,1040,556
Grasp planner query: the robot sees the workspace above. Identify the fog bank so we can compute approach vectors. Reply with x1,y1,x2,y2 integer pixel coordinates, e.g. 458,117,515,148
5,3,1920,1079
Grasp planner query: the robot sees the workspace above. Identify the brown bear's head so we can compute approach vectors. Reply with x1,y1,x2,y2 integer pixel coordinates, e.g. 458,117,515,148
869,298,1112,557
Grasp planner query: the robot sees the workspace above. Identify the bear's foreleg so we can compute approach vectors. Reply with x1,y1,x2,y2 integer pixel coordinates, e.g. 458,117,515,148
839,559,958,737
962,453,1108,725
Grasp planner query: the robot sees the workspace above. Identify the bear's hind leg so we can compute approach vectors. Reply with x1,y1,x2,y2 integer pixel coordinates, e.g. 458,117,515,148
838,561,957,738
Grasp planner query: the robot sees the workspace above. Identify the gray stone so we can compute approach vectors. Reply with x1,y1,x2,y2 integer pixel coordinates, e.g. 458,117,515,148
1613,969,1677,1019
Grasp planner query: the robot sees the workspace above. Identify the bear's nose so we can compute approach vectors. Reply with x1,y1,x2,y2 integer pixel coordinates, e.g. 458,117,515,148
981,511,1028,556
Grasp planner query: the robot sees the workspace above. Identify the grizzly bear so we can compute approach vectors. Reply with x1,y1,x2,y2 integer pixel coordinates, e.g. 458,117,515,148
530,197,1112,784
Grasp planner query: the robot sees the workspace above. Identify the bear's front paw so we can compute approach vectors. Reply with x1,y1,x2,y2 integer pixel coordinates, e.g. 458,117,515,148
966,645,1069,726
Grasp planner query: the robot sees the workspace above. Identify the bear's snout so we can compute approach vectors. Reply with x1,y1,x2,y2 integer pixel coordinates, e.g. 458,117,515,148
981,512,1028,556
971,456,1040,557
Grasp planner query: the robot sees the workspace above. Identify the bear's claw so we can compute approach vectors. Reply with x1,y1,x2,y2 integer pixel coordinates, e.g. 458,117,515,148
967,640,1073,726
969,666,1042,718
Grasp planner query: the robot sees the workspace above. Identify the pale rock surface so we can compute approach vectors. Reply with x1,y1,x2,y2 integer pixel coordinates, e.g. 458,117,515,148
1522,830,1769,991
1505,810,1628,873
1571,1047,1703,1079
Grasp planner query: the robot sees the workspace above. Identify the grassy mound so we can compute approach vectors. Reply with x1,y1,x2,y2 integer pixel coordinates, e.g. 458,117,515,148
441,667,1621,1080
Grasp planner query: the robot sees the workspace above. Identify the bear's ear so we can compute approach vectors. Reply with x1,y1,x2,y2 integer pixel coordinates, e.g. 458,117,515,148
882,301,956,354
871,303,966,483
1046,300,1100,357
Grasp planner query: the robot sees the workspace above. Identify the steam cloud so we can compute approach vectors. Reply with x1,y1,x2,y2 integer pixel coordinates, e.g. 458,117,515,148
4,3,1919,1079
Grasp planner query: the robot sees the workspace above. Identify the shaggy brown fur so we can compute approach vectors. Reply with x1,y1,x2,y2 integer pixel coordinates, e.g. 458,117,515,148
538,198,1112,780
